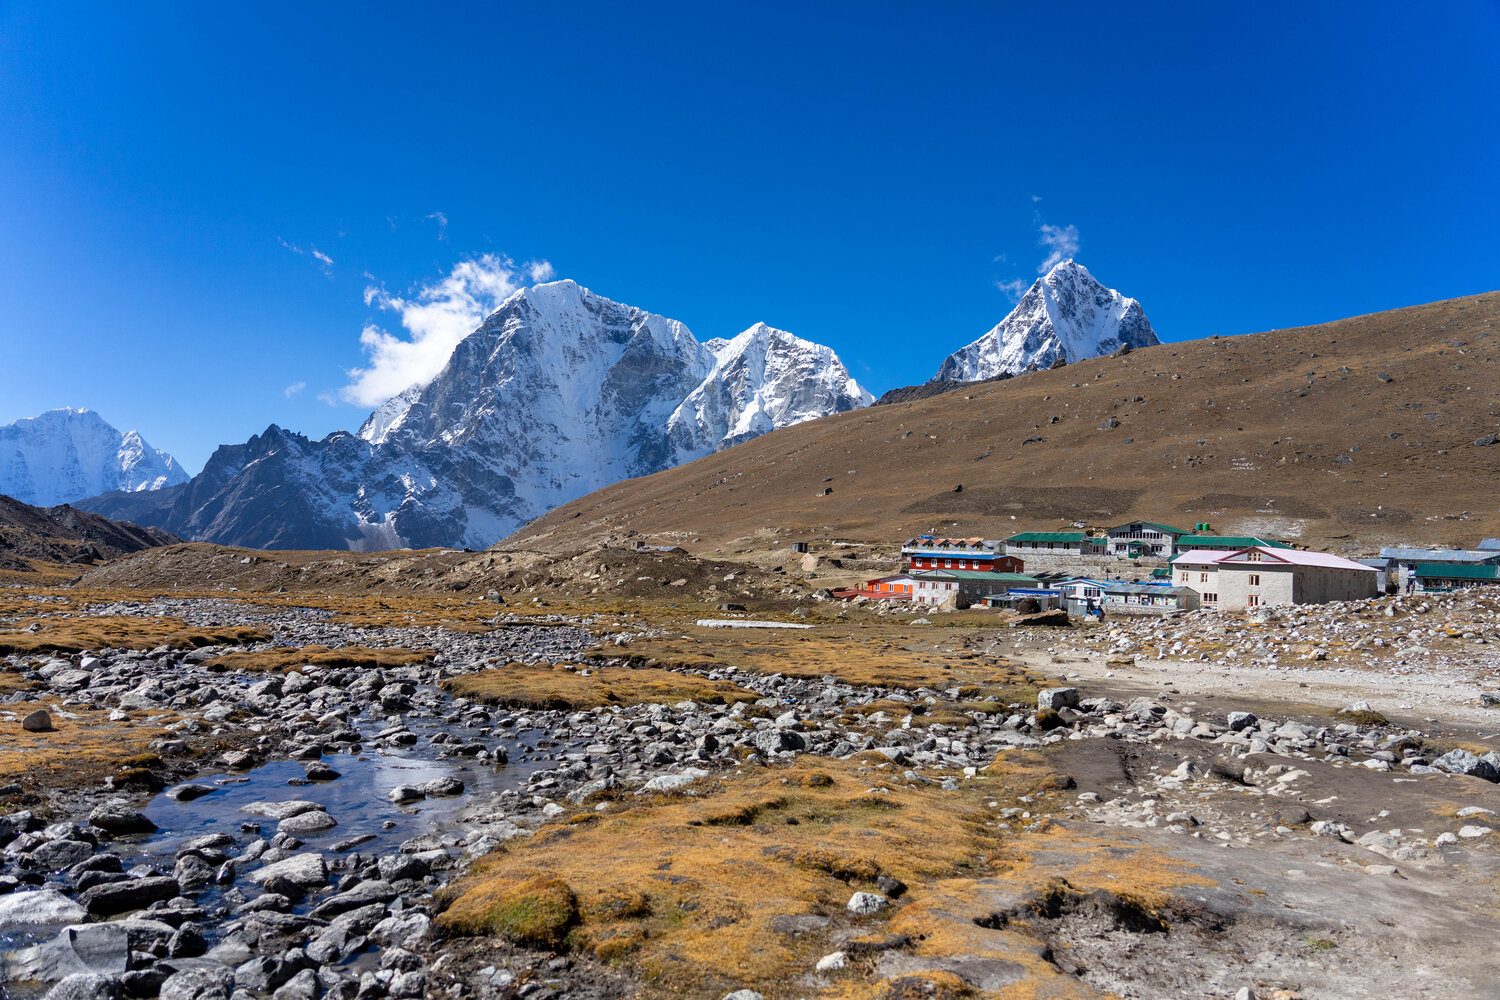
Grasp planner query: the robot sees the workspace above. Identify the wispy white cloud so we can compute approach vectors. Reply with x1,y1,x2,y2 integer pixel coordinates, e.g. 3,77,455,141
995,278,1028,302
426,211,448,241
341,253,554,407
279,238,334,277
528,260,555,283
283,380,307,398
1037,223,1080,273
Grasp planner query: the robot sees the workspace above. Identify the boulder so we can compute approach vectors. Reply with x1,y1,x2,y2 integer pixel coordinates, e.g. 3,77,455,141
0,890,89,929
79,876,181,916
1037,687,1080,711
1432,749,1500,783
88,805,157,836
22,709,54,732
159,966,233,1000
248,853,328,890
42,974,120,1000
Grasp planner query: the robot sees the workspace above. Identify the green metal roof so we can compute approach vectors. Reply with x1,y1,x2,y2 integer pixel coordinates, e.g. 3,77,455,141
915,569,1040,582
1005,532,1096,544
1178,534,1293,550
1414,562,1500,580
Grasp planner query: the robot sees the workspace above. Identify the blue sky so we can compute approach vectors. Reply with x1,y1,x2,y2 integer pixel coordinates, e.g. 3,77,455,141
1,2,1496,470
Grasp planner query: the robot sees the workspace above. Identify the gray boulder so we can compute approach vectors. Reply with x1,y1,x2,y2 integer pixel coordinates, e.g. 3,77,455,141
1037,687,1080,711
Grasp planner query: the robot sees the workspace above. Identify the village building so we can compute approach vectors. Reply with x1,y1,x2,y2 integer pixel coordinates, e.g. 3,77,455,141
1413,562,1500,591
908,569,1037,607
1378,546,1500,591
978,588,1064,611
1174,546,1378,611
1003,531,1107,557
1104,521,1191,558
900,536,1023,573
1098,582,1201,613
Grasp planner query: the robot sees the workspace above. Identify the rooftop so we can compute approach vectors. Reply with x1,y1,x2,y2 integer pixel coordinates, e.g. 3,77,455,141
1414,562,1500,580
1379,547,1500,563
1005,531,1095,544
1175,546,1376,572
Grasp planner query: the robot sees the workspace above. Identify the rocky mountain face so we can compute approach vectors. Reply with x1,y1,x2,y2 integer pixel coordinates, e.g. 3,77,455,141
0,493,179,572
0,408,188,507
935,261,1159,382
83,281,870,550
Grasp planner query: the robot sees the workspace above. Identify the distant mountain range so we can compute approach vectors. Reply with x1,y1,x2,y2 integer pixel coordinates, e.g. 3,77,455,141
68,266,1155,551
0,408,188,507
81,280,871,549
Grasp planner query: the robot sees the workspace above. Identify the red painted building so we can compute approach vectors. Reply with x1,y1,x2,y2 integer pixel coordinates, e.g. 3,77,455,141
900,537,1024,574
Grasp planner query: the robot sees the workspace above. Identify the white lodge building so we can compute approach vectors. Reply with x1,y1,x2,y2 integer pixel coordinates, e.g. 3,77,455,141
1174,546,1379,611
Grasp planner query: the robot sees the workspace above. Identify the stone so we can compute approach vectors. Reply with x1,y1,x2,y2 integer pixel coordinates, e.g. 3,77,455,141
1037,687,1080,711
242,800,324,821
1431,749,1500,782
31,839,96,869
248,853,328,890
1457,825,1493,839
42,974,120,1000
639,768,711,793
387,785,424,804
1225,711,1258,732
0,890,89,930
159,966,234,1000
88,805,157,836
166,784,216,802
754,729,806,754
418,777,464,797
272,968,320,1000
8,923,129,980
815,950,848,973
79,876,181,916
846,891,888,916
22,709,54,732
722,992,765,1000
278,810,337,835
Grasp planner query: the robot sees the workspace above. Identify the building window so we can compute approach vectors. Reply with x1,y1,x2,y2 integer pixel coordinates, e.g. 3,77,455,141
1248,574,1260,586
1200,572,1209,583
1248,594,1260,607
1204,592,1218,603
1247,550,1262,561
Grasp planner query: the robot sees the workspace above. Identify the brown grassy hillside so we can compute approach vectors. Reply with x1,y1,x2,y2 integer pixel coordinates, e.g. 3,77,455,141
508,292,1500,559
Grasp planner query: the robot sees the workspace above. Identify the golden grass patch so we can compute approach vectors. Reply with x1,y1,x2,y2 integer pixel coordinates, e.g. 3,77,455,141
0,701,177,792
444,663,759,711
436,753,1121,999
200,644,433,673
0,615,269,656
594,625,1044,693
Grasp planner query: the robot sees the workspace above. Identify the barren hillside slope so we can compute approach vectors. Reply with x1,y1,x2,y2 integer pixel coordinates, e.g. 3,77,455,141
507,292,1500,558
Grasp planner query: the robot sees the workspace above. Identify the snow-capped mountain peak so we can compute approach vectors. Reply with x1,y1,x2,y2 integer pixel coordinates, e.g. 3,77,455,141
668,322,872,453
0,408,189,506
934,260,1159,381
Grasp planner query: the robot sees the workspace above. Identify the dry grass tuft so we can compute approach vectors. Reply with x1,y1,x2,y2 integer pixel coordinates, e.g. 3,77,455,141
200,645,433,673
444,663,759,711
595,624,1045,694
0,615,269,655
0,701,178,793
438,758,1025,997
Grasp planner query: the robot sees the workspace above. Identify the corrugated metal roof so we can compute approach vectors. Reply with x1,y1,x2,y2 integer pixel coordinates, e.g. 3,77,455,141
1179,534,1292,549
1107,521,1192,536
1379,547,1500,563
1005,532,1095,544
1175,547,1375,572
912,569,1038,582
1480,538,1500,551
1415,562,1500,580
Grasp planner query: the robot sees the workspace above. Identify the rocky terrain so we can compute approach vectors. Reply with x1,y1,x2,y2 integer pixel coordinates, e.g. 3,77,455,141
0,497,178,582
0,575,1496,1000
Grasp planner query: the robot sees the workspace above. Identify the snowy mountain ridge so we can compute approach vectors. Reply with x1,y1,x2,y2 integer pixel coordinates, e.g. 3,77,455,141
935,260,1159,381
0,408,189,507
84,281,871,550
